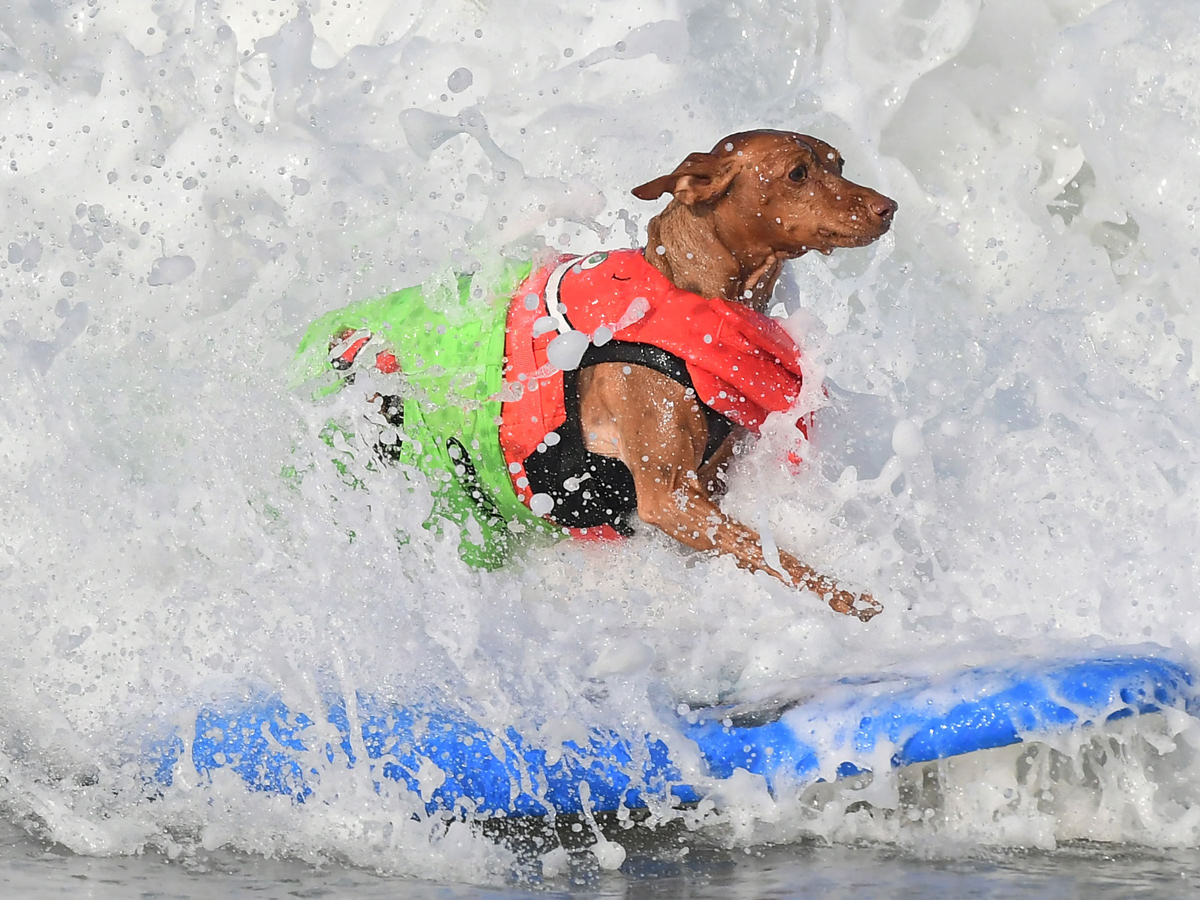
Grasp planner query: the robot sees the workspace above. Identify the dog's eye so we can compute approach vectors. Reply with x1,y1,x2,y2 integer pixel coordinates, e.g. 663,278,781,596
837,158,845,174
788,165,807,183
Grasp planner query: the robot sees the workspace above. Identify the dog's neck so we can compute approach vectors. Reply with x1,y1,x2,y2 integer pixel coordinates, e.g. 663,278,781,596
642,201,791,311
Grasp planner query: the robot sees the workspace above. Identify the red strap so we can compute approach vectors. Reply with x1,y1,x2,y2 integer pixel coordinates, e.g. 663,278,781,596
375,350,400,374
330,331,371,371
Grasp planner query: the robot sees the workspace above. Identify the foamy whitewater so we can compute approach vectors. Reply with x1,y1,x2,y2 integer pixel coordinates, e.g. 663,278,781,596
2,0,1200,887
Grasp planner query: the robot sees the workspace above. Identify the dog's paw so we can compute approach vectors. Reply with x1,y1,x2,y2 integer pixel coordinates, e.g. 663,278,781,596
828,589,883,622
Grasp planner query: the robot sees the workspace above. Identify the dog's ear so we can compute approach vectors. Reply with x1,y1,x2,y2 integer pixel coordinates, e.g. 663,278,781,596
631,152,738,205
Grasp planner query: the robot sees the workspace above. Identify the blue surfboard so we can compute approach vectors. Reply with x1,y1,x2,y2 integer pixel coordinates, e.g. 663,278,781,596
147,654,1197,816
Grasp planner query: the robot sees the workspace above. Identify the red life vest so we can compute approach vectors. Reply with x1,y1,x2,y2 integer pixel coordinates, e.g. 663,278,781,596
499,250,809,530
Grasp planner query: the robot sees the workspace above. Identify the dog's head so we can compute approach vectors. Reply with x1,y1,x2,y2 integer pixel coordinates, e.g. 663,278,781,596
632,130,897,259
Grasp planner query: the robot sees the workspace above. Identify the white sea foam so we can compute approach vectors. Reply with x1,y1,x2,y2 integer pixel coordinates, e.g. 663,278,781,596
2,0,1200,882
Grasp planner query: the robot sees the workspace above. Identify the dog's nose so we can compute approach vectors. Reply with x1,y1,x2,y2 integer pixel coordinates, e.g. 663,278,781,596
873,196,898,221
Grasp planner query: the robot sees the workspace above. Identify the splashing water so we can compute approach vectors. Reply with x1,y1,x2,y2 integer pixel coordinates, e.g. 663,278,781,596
3,0,1200,883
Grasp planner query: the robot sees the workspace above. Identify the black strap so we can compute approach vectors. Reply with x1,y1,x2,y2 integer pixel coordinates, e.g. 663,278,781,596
546,268,732,463
579,342,733,462
522,342,734,532
522,365,639,534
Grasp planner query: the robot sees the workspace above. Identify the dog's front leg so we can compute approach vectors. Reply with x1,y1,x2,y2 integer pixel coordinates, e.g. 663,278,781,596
582,363,881,621
695,430,738,496
634,463,881,622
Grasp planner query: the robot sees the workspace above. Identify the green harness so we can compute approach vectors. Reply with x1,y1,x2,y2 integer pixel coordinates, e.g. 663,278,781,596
292,262,558,568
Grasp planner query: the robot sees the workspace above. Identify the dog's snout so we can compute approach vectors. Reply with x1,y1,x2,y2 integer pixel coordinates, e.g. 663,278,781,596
872,196,898,221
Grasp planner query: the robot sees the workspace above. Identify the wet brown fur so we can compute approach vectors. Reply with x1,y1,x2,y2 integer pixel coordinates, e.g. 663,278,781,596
576,131,897,621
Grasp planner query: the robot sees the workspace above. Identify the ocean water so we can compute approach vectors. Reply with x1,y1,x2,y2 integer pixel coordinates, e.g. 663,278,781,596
3,0,1200,894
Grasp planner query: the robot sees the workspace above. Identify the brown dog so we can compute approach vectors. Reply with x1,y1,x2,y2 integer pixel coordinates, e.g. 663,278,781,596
577,130,896,621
